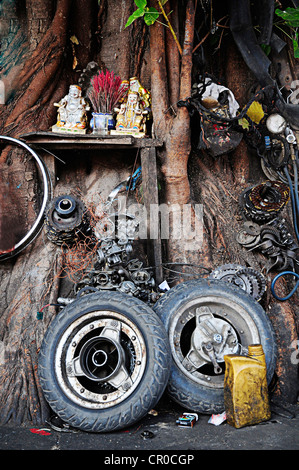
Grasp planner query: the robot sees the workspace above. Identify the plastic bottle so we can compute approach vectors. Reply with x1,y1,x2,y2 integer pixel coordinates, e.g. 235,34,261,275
224,344,271,428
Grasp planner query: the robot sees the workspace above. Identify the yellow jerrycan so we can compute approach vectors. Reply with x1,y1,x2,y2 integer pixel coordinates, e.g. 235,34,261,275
224,344,271,428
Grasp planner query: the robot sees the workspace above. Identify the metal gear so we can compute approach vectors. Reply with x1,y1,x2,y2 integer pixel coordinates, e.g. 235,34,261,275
209,264,266,301
236,267,267,301
209,264,253,296
236,221,261,249
237,216,299,273
239,180,290,223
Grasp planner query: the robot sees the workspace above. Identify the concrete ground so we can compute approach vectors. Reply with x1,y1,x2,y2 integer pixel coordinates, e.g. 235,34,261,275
0,396,299,457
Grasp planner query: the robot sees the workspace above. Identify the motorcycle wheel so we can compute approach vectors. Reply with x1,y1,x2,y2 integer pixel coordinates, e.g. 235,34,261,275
153,279,277,414
38,291,171,432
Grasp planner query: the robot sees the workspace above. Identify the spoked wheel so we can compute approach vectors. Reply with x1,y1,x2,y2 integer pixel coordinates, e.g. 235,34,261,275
153,279,277,414
38,291,171,432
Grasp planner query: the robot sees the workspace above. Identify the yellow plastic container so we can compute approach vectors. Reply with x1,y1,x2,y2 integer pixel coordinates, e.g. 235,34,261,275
224,344,271,428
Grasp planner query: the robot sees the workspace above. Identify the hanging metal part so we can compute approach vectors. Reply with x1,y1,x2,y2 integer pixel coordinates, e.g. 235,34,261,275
44,194,90,245
237,217,299,273
209,263,266,301
239,180,290,223
0,135,52,261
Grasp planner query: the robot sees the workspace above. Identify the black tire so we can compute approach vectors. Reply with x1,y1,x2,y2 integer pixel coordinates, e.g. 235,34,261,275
38,291,171,432
153,279,277,414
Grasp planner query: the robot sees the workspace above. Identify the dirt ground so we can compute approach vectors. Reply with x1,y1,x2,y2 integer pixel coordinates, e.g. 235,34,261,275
1,395,298,456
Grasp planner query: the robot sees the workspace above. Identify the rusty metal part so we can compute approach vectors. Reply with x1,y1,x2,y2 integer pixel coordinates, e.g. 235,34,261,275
0,135,52,261
239,180,290,223
272,48,299,92
237,267,267,301
237,216,299,273
209,263,266,301
45,195,90,245
249,181,290,212
74,212,157,304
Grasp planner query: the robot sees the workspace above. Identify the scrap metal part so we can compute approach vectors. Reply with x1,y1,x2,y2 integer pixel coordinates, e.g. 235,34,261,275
237,218,299,273
73,211,157,304
0,135,52,261
44,195,90,245
239,180,290,223
209,263,266,301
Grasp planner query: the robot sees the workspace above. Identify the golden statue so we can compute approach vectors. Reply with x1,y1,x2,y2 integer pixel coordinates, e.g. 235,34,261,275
129,77,151,111
111,78,151,137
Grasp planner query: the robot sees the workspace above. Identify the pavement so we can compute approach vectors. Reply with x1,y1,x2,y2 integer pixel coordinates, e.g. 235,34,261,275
1,395,299,459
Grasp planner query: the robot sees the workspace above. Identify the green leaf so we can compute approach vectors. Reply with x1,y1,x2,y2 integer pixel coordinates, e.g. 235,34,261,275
125,8,145,28
134,0,147,9
144,7,159,26
293,36,299,58
275,7,299,28
261,43,271,56
238,118,250,130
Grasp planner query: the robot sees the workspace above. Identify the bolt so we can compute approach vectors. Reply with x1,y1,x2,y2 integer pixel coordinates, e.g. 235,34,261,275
213,333,222,343
72,341,76,347
123,382,131,391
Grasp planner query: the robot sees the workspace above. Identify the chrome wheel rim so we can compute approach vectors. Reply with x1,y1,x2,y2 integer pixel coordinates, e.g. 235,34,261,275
55,310,147,409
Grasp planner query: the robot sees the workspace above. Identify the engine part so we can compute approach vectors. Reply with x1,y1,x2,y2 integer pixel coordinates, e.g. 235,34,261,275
239,180,290,223
209,263,266,301
74,211,156,304
44,195,90,245
0,135,52,261
236,267,267,301
237,217,299,273
38,290,171,432
153,279,277,414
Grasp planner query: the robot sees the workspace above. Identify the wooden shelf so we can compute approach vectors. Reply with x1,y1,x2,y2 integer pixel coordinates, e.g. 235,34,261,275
20,131,163,150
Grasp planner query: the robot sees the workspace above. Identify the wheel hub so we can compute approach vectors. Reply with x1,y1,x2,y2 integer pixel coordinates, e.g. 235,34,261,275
55,312,147,409
79,335,124,382
182,307,239,375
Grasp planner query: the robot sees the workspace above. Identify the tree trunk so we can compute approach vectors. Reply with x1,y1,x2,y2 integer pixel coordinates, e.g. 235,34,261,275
0,0,83,424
